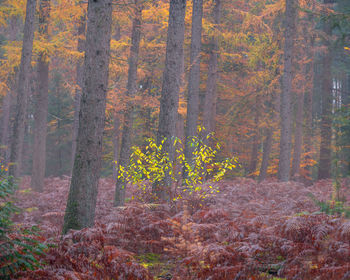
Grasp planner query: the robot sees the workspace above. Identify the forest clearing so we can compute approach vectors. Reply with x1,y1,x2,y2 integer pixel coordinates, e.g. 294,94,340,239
0,0,350,279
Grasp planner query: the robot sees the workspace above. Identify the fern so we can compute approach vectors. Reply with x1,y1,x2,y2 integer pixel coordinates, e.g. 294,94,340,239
0,167,47,279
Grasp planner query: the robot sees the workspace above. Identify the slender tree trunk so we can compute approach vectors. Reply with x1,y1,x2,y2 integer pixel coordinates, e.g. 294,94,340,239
259,92,280,182
9,0,37,177
318,20,333,180
1,91,11,163
184,0,203,163
71,15,86,173
203,0,221,134
248,98,260,175
63,0,112,233
258,128,273,182
1,17,19,165
291,91,305,178
114,2,142,206
112,114,120,181
31,0,51,192
278,0,296,181
154,0,187,200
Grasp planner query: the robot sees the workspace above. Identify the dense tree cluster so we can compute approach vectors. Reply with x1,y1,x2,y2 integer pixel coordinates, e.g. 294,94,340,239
0,0,349,278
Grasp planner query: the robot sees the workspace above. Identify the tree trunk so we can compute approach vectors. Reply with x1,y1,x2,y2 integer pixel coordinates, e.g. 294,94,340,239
63,0,112,233
259,91,280,182
112,113,120,181
1,17,19,165
203,0,221,134
71,15,86,173
277,0,296,182
248,98,260,176
9,0,37,178
154,0,187,200
291,91,305,178
258,128,273,182
318,20,333,180
184,0,203,163
31,0,51,192
1,91,11,163
114,2,142,206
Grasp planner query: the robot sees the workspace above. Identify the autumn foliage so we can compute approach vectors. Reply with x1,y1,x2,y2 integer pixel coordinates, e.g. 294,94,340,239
7,176,350,279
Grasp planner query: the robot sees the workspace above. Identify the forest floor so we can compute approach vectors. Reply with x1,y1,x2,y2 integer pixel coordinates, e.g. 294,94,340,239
13,177,350,280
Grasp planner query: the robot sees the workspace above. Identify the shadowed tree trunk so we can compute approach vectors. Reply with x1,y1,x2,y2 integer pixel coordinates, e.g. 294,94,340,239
154,0,187,200
318,19,333,180
31,0,51,192
1,17,19,165
112,113,120,181
291,90,304,179
71,14,86,173
259,93,280,182
114,2,143,207
184,0,203,164
248,97,260,176
9,0,37,177
203,0,221,134
1,90,11,163
258,129,273,182
278,0,296,182
63,0,112,233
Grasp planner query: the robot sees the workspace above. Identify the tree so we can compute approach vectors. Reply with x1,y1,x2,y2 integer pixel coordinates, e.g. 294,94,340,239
318,16,333,180
184,0,203,165
71,13,86,173
9,0,37,177
30,0,51,192
277,0,297,182
63,0,113,233
114,0,143,206
154,0,187,199
203,0,221,134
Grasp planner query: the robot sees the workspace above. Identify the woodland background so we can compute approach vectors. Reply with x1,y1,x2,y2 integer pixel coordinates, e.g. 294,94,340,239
1,0,350,279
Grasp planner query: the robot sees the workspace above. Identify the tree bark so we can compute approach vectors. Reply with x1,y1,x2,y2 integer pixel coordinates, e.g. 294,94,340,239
154,0,187,200
318,19,333,180
63,0,112,233
1,17,19,165
277,0,296,181
114,2,142,206
31,0,51,192
291,91,305,178
203,0,221,134
9,0,37,177
184,0,203,163
258,128,273,182
71,15,86,173
248,98,260,176
1,91,11,163
112,113,120,181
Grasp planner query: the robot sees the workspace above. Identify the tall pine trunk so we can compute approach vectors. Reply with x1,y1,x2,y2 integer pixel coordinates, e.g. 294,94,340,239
258,92,280,182
278,0,296,181
318,19,333,180
31,0,51,192
154,0,186,200
248,98,260,176
203,0,221,134
1,17,18,165
9,0,37,177
114,2,142,206
291,90,305,178
1,91,11,163
71,15,86,173
184,0,203,163
112,113,120,181
63,0,112,233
